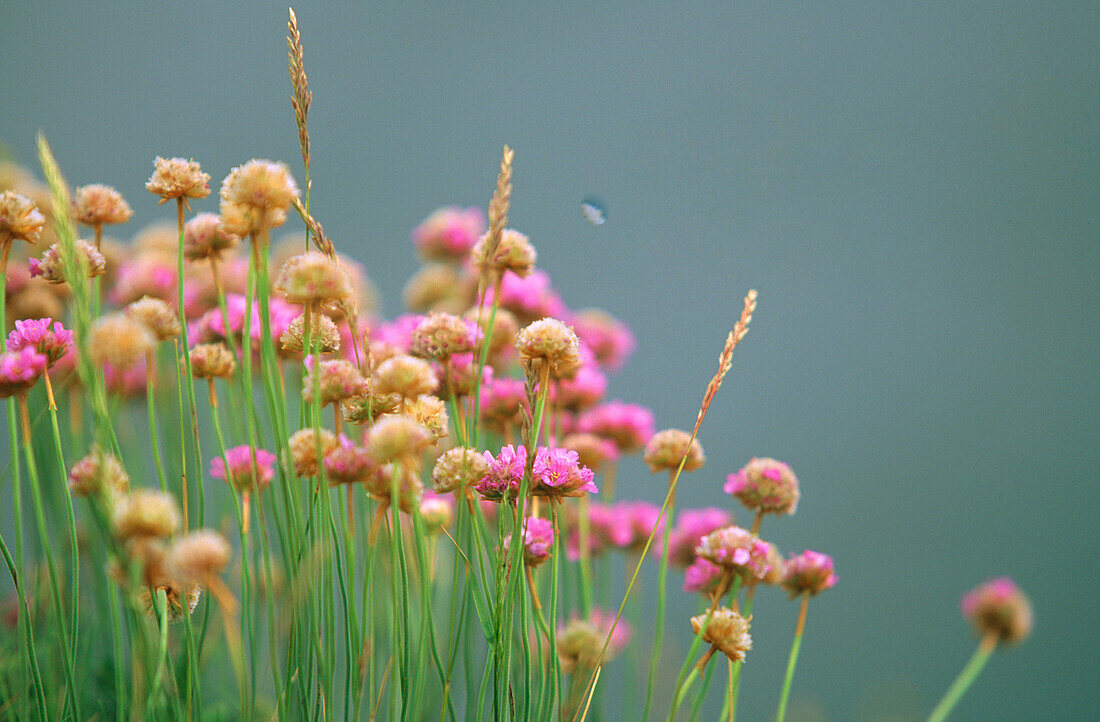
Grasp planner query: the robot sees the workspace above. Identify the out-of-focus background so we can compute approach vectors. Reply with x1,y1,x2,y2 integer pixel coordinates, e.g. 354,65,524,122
4,2,1097,719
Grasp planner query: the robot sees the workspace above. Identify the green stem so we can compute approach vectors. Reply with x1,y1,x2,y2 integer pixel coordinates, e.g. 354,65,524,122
0,530,48,721
926,633,998,722
642,472,678,722
775,592,811,722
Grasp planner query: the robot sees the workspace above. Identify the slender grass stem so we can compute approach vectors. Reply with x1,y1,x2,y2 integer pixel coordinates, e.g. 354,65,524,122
926,632,998,722
641,470,678,722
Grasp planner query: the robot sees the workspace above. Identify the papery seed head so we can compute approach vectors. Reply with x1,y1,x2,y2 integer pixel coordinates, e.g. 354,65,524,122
516,317,581,378
471,228,536,278
168,529,231,584
210,446,276,493
189,343,236,379
644,428,705,473
364,414,432,463
280,311,340,354
183,213,240,261
725,457,800,515
409,311,476,360
302,357,368,405
372,354,438,399
72,184,132,226
112,490,181,541
431,447,490,493
69,447,130,497
145,157,211,204
691,607,752,662
89,313,155,370
126,296,181,341
286,427,339,478
30,240,106,284
0,191,45,245
275,252,353,305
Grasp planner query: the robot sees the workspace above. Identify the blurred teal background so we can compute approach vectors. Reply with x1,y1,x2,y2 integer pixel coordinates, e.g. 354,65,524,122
4,2,1097,719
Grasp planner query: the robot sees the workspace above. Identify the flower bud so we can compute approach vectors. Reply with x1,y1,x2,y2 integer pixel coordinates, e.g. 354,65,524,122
725,457,799,516
961,577,1032,643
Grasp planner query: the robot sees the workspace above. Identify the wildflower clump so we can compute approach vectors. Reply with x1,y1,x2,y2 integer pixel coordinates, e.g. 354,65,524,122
6,317,72,366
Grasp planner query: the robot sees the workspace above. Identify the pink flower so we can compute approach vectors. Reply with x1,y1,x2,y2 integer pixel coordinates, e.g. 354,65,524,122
552,365,607,411
695,526,772,582
684,557,725,595
6,318,73,367
412,206,486,261
618,501,664,549
109,257,178,306
210,445,276,492
103,361,148,397
577,400,655,454
504,515,555,567
478,377,530,431
474,444,528,501
373,314,426,352
782,550,837,597
323,434,373,485
0,347,47,398
483,269,566,322
724,457,800,515
569,309,635,372
960,576,1032,643
533,446,597,497
663,507,734,567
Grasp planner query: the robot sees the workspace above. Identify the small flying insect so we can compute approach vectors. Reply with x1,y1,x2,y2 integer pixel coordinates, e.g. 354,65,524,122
580,196,607,226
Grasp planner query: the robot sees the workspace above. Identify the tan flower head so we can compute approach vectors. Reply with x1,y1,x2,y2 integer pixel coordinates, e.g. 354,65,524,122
183,213,240,261
691,607,753,662
274,252,353,305
372,354,438,399
280,311,340,354
516,317,581,378
189,343,236,379
286,427,339,478
89,313,155,370
146,157,211,206
364,414,433,463
168,529,231,584
112,489,182,541
126,296,181,341
72,184,132,226
219,160,299,236
644,429,705,473
0,191,46,245
30,240,106,284
431,447,489,493
472,228,536,278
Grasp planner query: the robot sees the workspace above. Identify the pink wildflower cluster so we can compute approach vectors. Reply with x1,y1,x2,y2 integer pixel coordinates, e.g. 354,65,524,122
412,206,485,261
577,400,656,454
473,445,597,501
6,318,73,366
695,525,772,582
210,445,276,492
664,507,734,567
0,347,47,398
568,501,662,560
504,516,555,567
782,550,837,597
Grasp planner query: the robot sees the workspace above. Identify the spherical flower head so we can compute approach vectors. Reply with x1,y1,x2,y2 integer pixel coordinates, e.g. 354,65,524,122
572,502,631,559
72,184,132,226
364,463,424,514
146,157,211,206
472,228,536,278
505,516,555,567
557,610,631,673
484,269,566,324
412,206,486,261
407,394,449,440
6,318,72,367
0,191,46,245
474,444,527,501
68,447,130,497
618,501,665,549
126,296,181,341
112,490,181,541
691,607,753,663
280,311,340,354
323,434,374,485
108,254,176,306
168,529,231,585
782,550,837,598
372,354,438,399
577,400,656,454
478,377,529,433
696,526,772,582
303,357,367,406
210,446,276,493
29,240,107,284
552,365,607,411
275,252,353,306
560,432,619,472
665,507,734,566
286,427,339,477
364,414,432,463
219,160,299,235
644,428,705,473
516,317,581,378
431,447,490,493
189,343,237,379
183,213,240,261
89,313,155,370
410,311,477,360
725,457,800,515
961,576,1033,643
570,308,635,372
0,347,47,398
533,446,597,497
684,557,725,595
419,491,454,530
404,263,472,313
341,380,403,425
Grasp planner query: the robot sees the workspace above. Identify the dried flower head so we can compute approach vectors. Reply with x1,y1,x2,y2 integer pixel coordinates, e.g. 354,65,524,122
691,607,753,662
725,457,800,516
341,379,403,425
29,240,106,284
409,312,477,360
68,447,130,497
961,577,1033,643
665,507,735,567
286,427,339,477
363,462,424,513
577,400,656,454
560,432,619,472
168,530,231,584
364,414,433,463
145,157,211,206
6,318,73,367
302,357,367,406
126,296,181,341
644,429,705,473
0,191,46,246
695,526,772,582
504,516,554,567
72,184,132,226
412,206,486,261
219,160,299,236
0,347,46,398
558,611,631,673
472,228,536,278
275,252,353,305
431,447,490,493
280,311,340,354
516,317,581,377
407,394,449,440
112,490,181,541
372,354,438,399
782,550,837,597
183,213,240,261
419,491,454,530
88,313,155,370
189,343,237,379
210,446,277,493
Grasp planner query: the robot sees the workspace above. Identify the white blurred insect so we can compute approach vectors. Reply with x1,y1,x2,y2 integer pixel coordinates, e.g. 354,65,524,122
580,197,606,226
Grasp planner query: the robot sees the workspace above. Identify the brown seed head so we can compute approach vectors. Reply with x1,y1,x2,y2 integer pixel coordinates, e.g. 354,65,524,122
516,317,581,378
189,343,236,379
126,296,181,341
472,228,536,278
219,160,299,236
0,191,46,245
72,184,132,226
183,212,240,261
431,447,489,493
89,313,155,370
372,354,438,399
644,429,705,473
145,157,211,206
691,607,753,662
274,251,353,305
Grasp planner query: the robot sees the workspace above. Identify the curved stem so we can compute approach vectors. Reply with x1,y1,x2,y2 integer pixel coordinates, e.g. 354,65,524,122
775,592,811,722
926,632,998,722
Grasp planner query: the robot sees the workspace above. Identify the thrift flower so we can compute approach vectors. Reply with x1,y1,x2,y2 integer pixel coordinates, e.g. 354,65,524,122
126,296,181,341
644,428,705,472
684,557,725,595
409,311,477,360
782,550,837,597
691,607,753,662
88,313,155,370
472,228,536,278
560,432,619,472
516,317,581,378
696,525,772,582
725,457,800,516
504,515,554,567
372,354,438,399
183,213,240,261
6,318,73,366
364,414,432,463
412,206,486,261
0,190,45,246
577,400,655,454
665,507,735,567
112,490,181,541
302,357,367,406
420,491,454,530
532,446,597,497
168,530,231,585
189,343,237,379
478,376,530,433
570,308,635,371
210,446,277,493
961,577,1033,643
274,252,353,306
286,427,339,477
145,156,211,206
69,448,130,497
474,444,527,501
0,348,46,398
72,184,132,227
218,160,299,236
29,240,106,284
431,447,490,493
323,434,374,485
